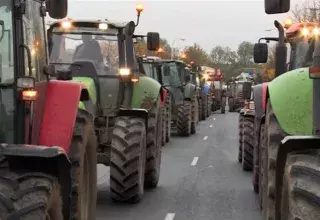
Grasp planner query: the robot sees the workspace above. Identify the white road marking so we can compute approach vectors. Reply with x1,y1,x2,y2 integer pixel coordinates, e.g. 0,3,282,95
191,157,199,166
164,213,176,220
208,165,213,168
209,124,212,127
213,118,216,120
203,136,208,140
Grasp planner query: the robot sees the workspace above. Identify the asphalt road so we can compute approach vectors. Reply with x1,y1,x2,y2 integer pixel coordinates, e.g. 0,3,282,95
96,111,263,220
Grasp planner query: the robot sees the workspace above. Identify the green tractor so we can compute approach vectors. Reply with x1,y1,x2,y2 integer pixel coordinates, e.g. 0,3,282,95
252,0,320,219
227,78,246,112
47,8,165,203
0,0,101,219
161,59,198,136
142,56,171,145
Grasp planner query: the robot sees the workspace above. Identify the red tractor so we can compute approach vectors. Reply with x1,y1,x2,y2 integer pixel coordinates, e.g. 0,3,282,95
0,0,97,219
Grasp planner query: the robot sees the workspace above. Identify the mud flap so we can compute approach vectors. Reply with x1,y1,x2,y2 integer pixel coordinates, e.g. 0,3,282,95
275,136,320,220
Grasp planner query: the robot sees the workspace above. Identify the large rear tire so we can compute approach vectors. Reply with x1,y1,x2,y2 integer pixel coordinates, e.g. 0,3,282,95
110,116,146,203
145,107,162,188
0,161,63,220
69,111,97,220
229,98,234,112
161,106,166,146
206,95,211,116
191,98,197,134
281,152,320,220
262,99,286,220
201,96,207,120
165,95,172,143
177,101,192,137
238,114,244,163
242,116,254,171
258,123,267,209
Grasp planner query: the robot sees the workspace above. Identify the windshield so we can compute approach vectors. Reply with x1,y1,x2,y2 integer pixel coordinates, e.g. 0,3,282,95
143,63,154,78
49,32,119,75
0,1,14,83
162,62,181,86
291,38,309,70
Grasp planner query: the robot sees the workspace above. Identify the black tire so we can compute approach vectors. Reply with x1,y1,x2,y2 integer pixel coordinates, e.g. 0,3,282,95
221,106,225,114
257,122,265,206
145,107,162,188
229,98,234,112
201,96,207,120
281,152,320,220
206,96,211,117
191,98,197,134
177,101,192,136
238,114,244,163
110,116,146,203
198,97,204,121
242,116,254,171
262,99,286,220
165,95,172,142
0,156,64,219
69,111,97,220
161,106,166,146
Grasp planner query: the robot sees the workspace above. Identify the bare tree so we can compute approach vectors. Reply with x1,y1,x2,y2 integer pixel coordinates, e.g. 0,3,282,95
291,0,320,22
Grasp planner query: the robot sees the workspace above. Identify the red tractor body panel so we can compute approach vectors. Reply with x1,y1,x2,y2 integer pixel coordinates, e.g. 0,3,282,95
32,80,83,153
160,88,168,108
261,82,269,112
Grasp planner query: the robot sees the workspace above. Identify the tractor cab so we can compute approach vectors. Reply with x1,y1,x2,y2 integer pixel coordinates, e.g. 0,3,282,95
142,56,162,82
47,19,159,117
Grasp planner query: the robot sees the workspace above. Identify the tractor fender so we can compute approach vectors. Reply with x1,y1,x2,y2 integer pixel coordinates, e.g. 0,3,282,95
274,136,320,220
0,143,72,219
253,83,268,119
184,83,196,100
160,87,167,108
35,80,86,154
72,77,98,116
131,76,162,110
268,68,312,135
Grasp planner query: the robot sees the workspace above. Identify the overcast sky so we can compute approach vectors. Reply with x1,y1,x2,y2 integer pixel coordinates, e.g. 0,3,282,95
67,0,302,53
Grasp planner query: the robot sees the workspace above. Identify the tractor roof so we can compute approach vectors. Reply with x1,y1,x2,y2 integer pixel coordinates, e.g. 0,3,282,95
286,22,318,37
143,56,162,62
48,19,132,30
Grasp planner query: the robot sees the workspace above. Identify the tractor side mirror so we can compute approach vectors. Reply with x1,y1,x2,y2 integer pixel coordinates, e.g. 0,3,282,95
242,82,252,100
254,43,268,63
46,0,68,19
0,20,4,42
264,0,290,14
147,32,160,51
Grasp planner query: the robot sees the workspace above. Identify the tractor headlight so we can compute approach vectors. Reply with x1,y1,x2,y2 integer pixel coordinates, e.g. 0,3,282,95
119,68,131,76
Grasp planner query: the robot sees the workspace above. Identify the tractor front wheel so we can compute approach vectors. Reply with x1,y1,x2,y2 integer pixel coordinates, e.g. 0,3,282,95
165,95,172,142
262,99,286,220
281,152,320,220
0,166,64,220
69,111,97,220
110,116,146,203
161,106,166,146
145,107,162,188
177,101,192,136
242,116,254,171
238,114,244,163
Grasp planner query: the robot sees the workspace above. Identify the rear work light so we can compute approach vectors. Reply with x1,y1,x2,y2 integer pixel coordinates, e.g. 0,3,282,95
309,66,320,79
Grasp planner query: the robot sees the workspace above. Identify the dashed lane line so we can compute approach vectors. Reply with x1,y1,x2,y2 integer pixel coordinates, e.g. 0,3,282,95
191,157,199,166
164,213,175,220
209,124,212,127
203,136,208,140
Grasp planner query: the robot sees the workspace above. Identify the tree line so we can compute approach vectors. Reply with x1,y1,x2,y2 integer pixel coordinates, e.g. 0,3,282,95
135,0,316,82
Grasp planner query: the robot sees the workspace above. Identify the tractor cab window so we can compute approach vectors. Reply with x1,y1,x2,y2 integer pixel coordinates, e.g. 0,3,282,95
162,62,181,87
49,28,120,76
291,38,309,70
143,63,154,78
0,0,14,143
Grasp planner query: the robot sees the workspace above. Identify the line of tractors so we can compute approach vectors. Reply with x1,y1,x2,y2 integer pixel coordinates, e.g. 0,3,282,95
0,0,233,219
236,0,320,220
